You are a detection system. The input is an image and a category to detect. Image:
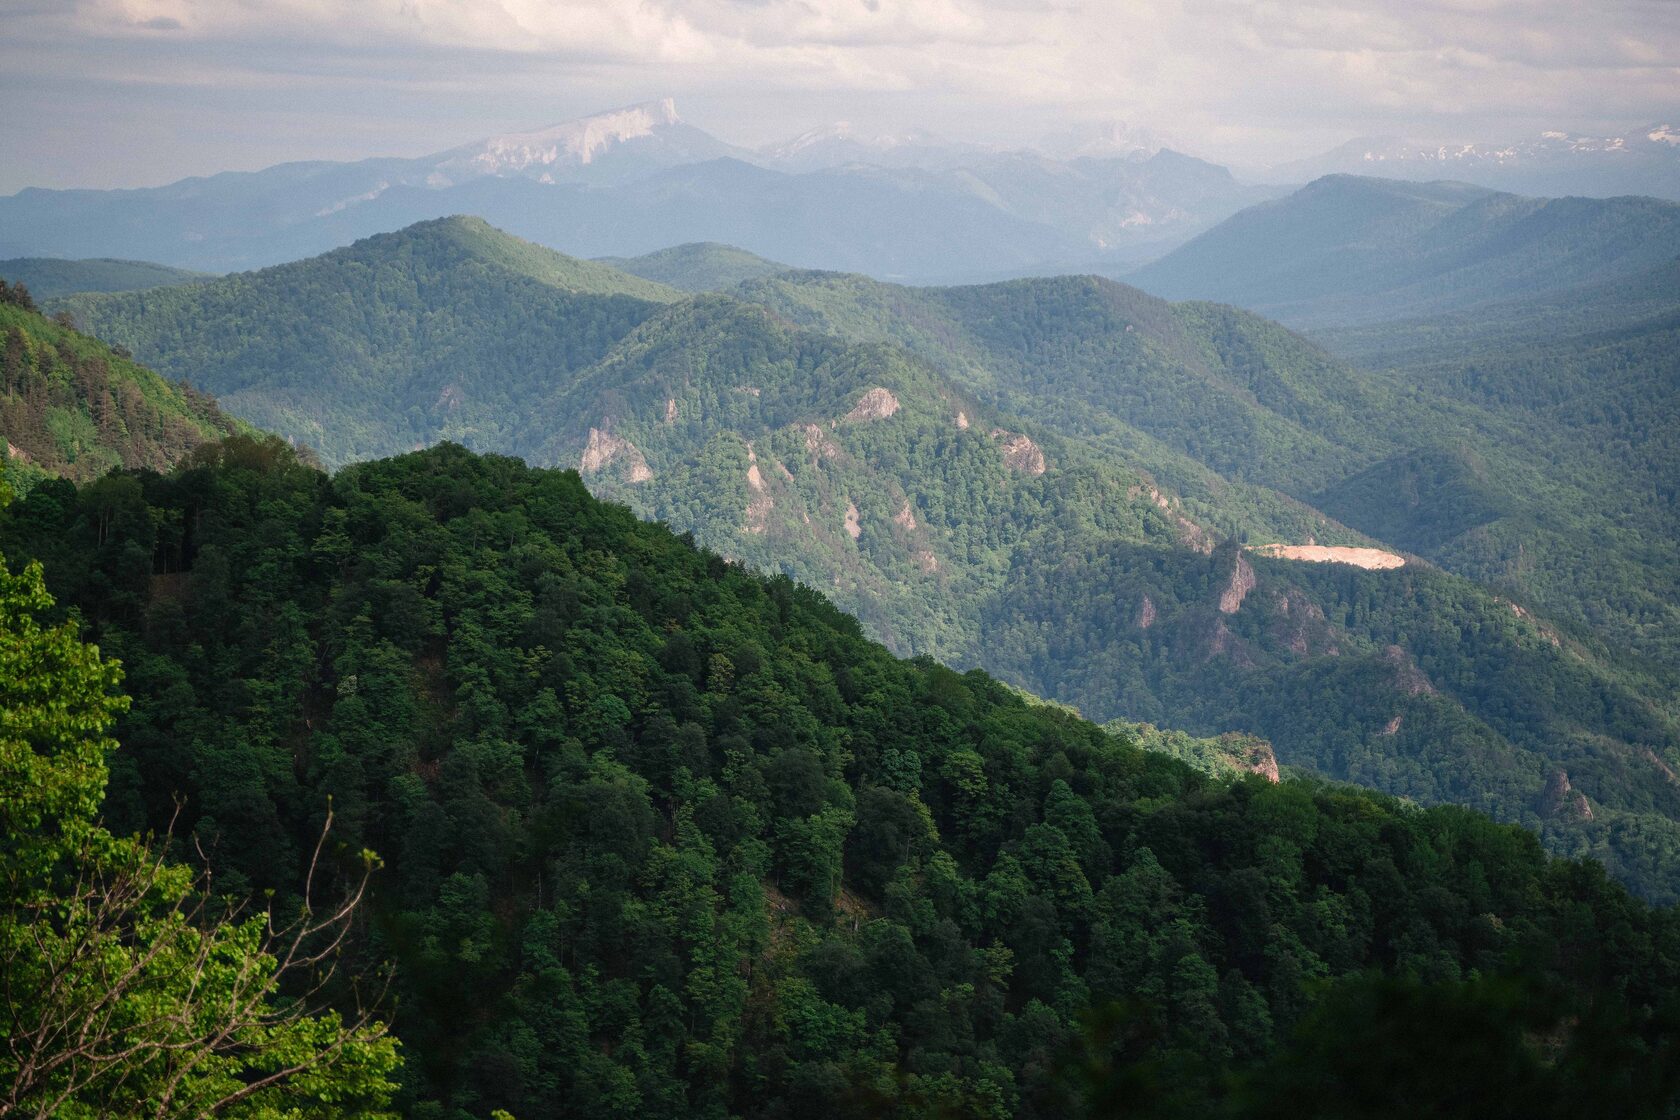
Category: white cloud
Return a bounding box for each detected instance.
[1,0,1675,188]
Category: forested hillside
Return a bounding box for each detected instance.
[5,440,1679,1118]
[57,217,681,465]
[730,266,1680,698]
[56,219,1680,898]
[0,283,244,493]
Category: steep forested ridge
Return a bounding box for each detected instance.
[54,219,1680,899]
[0,289,244,493]
[5,441,1679,1119]
[731,265,1680,684]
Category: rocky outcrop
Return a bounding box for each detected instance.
[579,427,652,483]
[1226,735,1281,782]
[1272,589,1334,656]
[955,410,970,430]
[802,423,840,460]
[1539,769,1594,822]
[744,443,773,534]
[1134,484,1211,553]
[989,428,1046,476]
[1218,554,1256,614]
[844,501,861,541]
[843,387,900,422]
[663,397,677,424]
[893,500,917,530]
[1137,594,1157,630]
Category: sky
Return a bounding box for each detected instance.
[3,0,1677,193]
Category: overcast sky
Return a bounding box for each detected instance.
[3,0,1677,193]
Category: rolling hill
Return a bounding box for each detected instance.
[58,216,680,466]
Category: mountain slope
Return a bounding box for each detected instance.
[3,441,1677,1116]
[1130,175,1680,328]
[0,289,243,491]
[1139,179,1680,680]
[61,217,679,465]
[60,220,1680,897]
[737,214,1674,677]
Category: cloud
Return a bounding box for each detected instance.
[1,0,1675,189]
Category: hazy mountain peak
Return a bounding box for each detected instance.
[1037,119,1173,160]
[756,121,969,171]
[1272,124,1680,199]
[428,97,737,184]
[438,98,678,173]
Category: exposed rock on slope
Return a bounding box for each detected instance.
[1218,554,1257,614]
[989,429,1046,476]
[579,427,653,482]
[844,387,901,422]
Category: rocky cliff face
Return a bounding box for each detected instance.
[1539,769,1594,822]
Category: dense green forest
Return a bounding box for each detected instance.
[731,266,1680,690]
[57,217,681,466]
[6,440,1680,1118]
[0,287,245,494]
[1,507,397,1116]
[522,291,1680,898]
[46,218,1680,899]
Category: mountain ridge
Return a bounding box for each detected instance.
[55,216,1680,899]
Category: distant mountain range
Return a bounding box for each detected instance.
[1131,175,1680,327]
[0,99,1277,279]
[1269,124,1680,201]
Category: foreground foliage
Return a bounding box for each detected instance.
[0,545,399,1118]
[5,440,1677,1118]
